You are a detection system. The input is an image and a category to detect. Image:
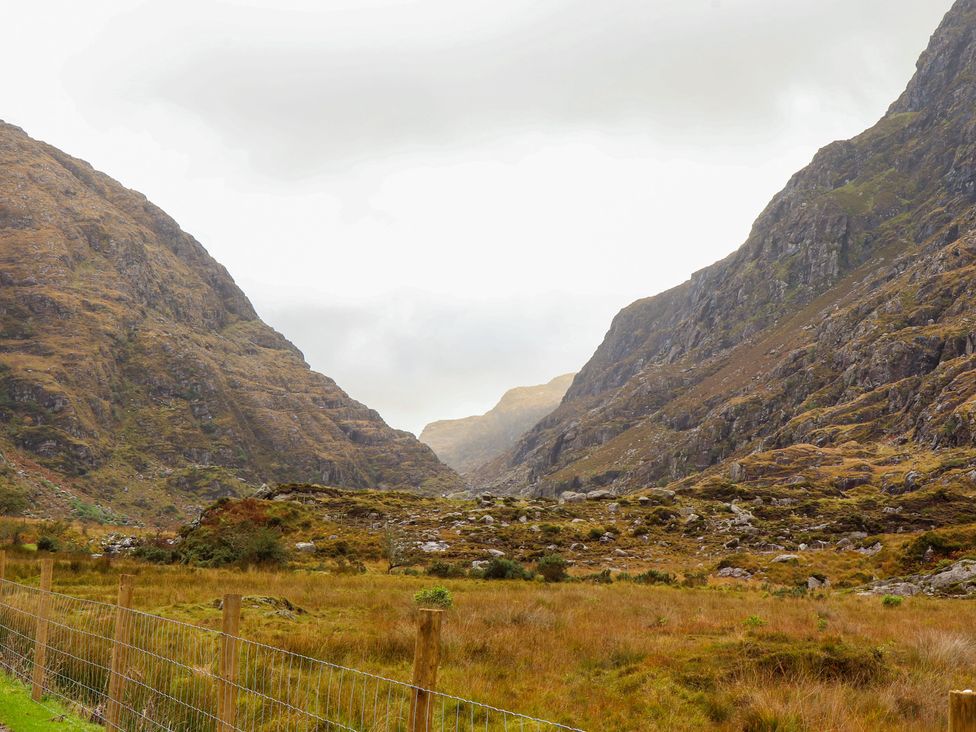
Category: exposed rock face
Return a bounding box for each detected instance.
[476,0,976,498]
[0,122,459,522]
[420,374,574,475]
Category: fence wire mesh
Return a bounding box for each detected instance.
[0,574,584,732]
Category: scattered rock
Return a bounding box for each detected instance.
[856,542,883,557]
[717,567,751,580]
[862,559,976,597]
[771,554,800,564]
[293,541,316,553]
[419,541,450,553]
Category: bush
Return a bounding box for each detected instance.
[37,535,59,553]
[881,594,904,608]
[901,531,963,568]
[426,561,466,578]
[581,569,613,584]
[744,615,766,628]
[414,586,453,609]
[633,569,676,585]
[536,554,569,583]
[0,485,28,516]
[132,545,178,564]
[180,520,289,568]
[481,558,532,580]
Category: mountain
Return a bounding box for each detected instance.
[420,373,574,475]
[0,121,459,524]
[476,0,976,500]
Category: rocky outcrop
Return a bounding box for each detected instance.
[0,122,460,523]
[863,559,976,597]
[475,0,976,498]
[420,374,574,475]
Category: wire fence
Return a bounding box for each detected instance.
[0,559,585,732]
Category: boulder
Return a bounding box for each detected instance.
[807,575,830,590]
[419,541,449,553]
[717,567,752,579]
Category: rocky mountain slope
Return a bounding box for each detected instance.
[420,373,574,475]
[0,122,459,524]
[477,0,976,502]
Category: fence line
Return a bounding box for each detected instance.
[0,552,584,732]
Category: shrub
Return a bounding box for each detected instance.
[37,535,59,553]
[426,561,465,578]
[180,520,289,568]
[882,594,904,608]
[633,569,676,585]
[132,545,178,564]
[0,485,28,516]
[536,554,569,583]
[481,558,532,580]
[682,571,708,588]
[648,507,678,525]
[901,531,963,568]
[581,569,614,584]
[744,615,766,628]
[414,586,453,609]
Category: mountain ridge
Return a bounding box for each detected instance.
[0,120,459,524]
[475,0,976,499]
[420,373,574,475]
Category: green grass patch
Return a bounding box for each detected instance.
[0,672,102,732]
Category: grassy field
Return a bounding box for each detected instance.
[0,672,101,732]
[3,556,976,731]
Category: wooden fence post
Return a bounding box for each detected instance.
[217,594,242,732]
[105,574,135,729]
[0,549,6,582]
[31,558,54,701]
[950,690,976,731]
[408,609,444,732]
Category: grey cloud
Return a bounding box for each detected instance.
[68,0,953,178]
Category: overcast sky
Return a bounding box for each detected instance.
[3,0,954,434]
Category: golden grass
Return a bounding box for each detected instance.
[5,557,976,731]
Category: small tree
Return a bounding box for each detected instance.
[382,526,414,573]
[537,554,569,583]
[0,484,28,516]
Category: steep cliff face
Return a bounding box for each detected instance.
[0,122,459,523]
[420,373,574,475]
[478,0,976,497]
